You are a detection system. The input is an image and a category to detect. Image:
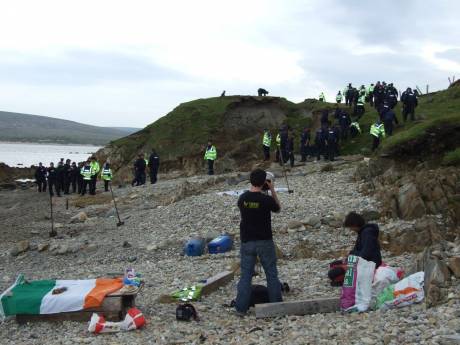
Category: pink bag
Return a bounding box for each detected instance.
[340,255,376,312]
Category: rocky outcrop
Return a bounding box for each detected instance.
[380,217,444,255]
[355,159,460,228]
[410,243,459,307]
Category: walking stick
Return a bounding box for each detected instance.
[109,182,124,226]
[49,194,57,237]
[278,147,294,194]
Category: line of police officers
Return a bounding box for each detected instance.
[34,157,112,197]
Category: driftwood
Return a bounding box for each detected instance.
[255,297,340,318]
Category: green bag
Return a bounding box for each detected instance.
[171,285,203,302]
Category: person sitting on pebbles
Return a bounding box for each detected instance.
[328,212,382,286]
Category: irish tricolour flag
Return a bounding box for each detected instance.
[0,275,123,320]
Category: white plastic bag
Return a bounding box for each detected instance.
[376,272,425,310]
[340,255,376,312]
[372,265,401,296]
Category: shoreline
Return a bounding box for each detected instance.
[0,140,103,147]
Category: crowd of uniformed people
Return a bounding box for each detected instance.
[257,81,419,166]
[34,150,160,195]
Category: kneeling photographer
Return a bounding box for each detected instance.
[235,168,282,315]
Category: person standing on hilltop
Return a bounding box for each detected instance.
[148,149,160,184]
[89,156,100,195]
[318,92,326,102]
[235,168,282,315]
[345,83,353,107]
[47,162,61,197]
[262,129,272,161]
[35,162,47,192]
[336,91,343,104]
[204,141,217,175]
[401,87,418,122]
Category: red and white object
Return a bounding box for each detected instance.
[88,308,146,334]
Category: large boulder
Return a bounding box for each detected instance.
[10,240,30,256]
[380,217,443,255]
[448,257,460,278]
[397,182,427,219]
[412,247,451,307]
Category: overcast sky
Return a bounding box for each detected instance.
[0,0,459,127]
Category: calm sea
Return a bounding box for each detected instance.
[0,142,101,167]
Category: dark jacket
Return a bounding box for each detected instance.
[300,131,310,146]
[134,158,146,172]
[383,109,398,124]
[35,166,47,181]
[47,167,58,181]
[339,113,351,127]
[148,153,160,170]
[401,92,418,108]
[350,223,382,267]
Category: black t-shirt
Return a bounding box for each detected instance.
[238,191,280,242]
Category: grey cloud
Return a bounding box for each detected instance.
[0,50,184,85]
[436,48,460,63]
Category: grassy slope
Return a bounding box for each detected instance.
[109,96,321,166]
[339,86,460,162]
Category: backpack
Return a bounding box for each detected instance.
[176,303,199,321]
[328,259,347,287]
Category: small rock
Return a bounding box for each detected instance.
[70,212,88,223]
[38,243,49,252]
[128,256,137,262]
[302,216,321,227]
[448,257,460,278]
[123,241,132,248]
[56,245,69,255]
[287,220,303,229]
[10,240,29,256]
[85,244,98,253]
[147,244,159,251]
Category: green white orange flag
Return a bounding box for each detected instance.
[0,275,123,320]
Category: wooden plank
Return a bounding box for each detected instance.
[157,270,235,304]
[201,270,234,296]
[255,297,340,318]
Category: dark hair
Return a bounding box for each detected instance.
[343,212,365,228]
[250,169,267,187]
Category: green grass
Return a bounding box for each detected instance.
[339,85,460,157]
[108,96,314,168]
[442,148,460,166]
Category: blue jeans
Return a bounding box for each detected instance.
[235,240,282,313]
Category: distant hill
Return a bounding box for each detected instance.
[0,111,141,145]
